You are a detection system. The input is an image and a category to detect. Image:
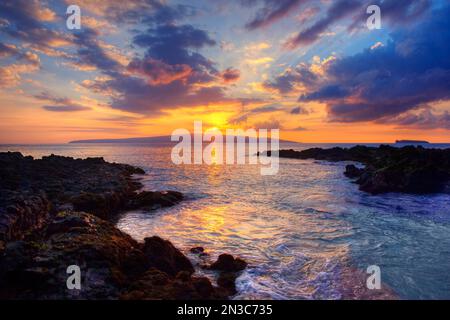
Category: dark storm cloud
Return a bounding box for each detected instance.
[243,0,310,30]
[0,0,244,115]
[299,5,450,124]
[300,85,350,102]
[87,17,244,115]
[71,28,121,73]
[133,24,216,72]
[86,75,232,114]
[263,64,318,94]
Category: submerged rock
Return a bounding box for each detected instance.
[190,246,205,254]
[205,254,248,296]
[127,191,183,210]
[209,254,247,272]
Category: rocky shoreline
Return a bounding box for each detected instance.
[268,145,450,194]
[0,152,246,299]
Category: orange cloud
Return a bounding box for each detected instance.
[0,63,40,88]
[128,58,193,85]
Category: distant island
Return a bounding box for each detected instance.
[395,140,429,144]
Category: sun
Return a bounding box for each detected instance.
[204,111,230,130]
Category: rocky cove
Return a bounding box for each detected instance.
[2,145,450,300]
[0,152,246,299]
[268,145,450,195]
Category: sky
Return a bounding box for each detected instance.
[0,0,449,143]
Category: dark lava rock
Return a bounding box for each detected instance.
[207,254,248,296]
[143,236,194,277]
[0,212,147,299]
[276,146,450,195]
[120,268,226,300]
[0,152,183,238]
[70,191,124,220]
[217,272,238,295]
[0,192,51,242]
[209,254,247,272]
[0,211,226,300]
[344,165,365,179]
[0,152,146,222]
[127,191,183,210]
[0,152,213,300]
[190,246,205,254]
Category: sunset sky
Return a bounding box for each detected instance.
[0,0,449,144]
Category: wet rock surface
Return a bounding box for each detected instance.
[142,236,194,277]
[0,192,51,242]
[273,146,450,195]
[127,190,184,210]
[120,268,227,300]
[190,246,205,254]
[0,152,182,240]
[206,254,248,296]
[0,212,146,299]
[0,152,229,300]
[0,212,231,299]
[209,254,248,272]
[344,165,365,179]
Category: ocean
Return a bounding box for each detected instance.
[2,142,450,299]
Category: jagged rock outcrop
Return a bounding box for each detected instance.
[142,236,194,277]
[209,254,247,272]
[0,152,242,300]
[0,212,230,299]
[0,152,183,239]
[271,146,450,195]
[207,254,248,296]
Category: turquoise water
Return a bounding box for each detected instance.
[2,143,450,299]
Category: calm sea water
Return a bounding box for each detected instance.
[2,142,450,299]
